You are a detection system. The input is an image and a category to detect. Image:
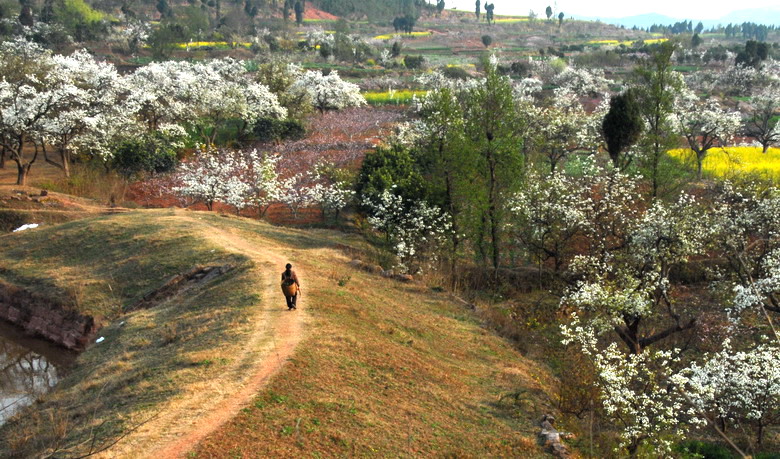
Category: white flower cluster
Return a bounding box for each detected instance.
[363,188,452,273]
[680,340,780,428]
[509,170,589,269]
[174,148,251,212]
[126,58,286,144]
[710,183,780,321]
[561,316,690,453]
[556,176,780,452]
[304,27,334,49]
[290,70,366,113]
[675,89,742,170]
[174,149,352,217]
[551,66,610,97]
[513,77,543,101]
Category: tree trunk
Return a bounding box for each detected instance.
[60,148,71,178]
[651,148,660,198]
[763,143,770,153]
[488,152,499,270]
[17,162,31,186]
[0,147,5,169]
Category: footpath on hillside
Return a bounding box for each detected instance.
[102,213,307,458]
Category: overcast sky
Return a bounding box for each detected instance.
[445,0,779,20]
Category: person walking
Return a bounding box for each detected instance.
[281,263,301,310]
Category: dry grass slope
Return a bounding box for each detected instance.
[0,209,552,457]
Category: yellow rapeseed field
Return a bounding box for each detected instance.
[587,38,668,46]
[175,41,253,49]
[362,89,428,105]
[493,17,529,23]
[373,31,432,40]
[669,146,780,181]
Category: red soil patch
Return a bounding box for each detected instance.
[126,107,406,226]
[304,5,339,20]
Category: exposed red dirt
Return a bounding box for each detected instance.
[126,107,405,226]
[304,5,339,20]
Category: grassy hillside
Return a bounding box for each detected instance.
[0,209,552,456]
[195,219,553,456]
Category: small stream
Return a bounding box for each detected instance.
[0,320,77,425]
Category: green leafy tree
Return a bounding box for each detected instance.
[633,42,686,198]
[463,59,525,269]
[545,5,552,20]
[414,86,467,273]
[18,3,33,26]
[356,145,426,206]
[602,88,643,171]
[481,34,492,48]
[736,40,770,68]
[474,0,479,19]
[157,0,172,17]
[148,22,188,59]
[558,11,564,26]
[484,3,493,25]
[294,0,303,24]
[391,41,402,57]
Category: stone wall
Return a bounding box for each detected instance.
[0,280,95,350]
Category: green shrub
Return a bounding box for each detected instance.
[403,55,425,69]
[356,145,426,208]
[253,118,306,142]
[112,137,177,178]
[674,440,735,459]
[440,66,471,80]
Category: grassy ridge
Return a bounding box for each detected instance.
[194,222,550,456]
[0,210,258,456]
[0,210,550,456]
[0,210,246,319]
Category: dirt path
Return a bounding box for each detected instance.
[102,214,307,458]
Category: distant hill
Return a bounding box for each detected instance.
[313,0,427,21]
[580,8,780,29]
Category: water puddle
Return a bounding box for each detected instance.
[0,320,77,425]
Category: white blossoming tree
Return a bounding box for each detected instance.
[40,50,124,177]
[189,59,286,144]
[362,189,452,273]
[174,149,250,212]
[242,150,282,217]
[290,70,366,114]
[744,87,780,153]
[711,183,780,322]
[675,89,742,179]
[308,177,355,221]
[509,170,588,272]
[552,66,610,97]
[531,89,599,172]
[679,340,780,446]
[565,192,708,354]
[0,39,74,185]
[125,60,196,133]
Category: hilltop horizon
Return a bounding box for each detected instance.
[444,0,780,26]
